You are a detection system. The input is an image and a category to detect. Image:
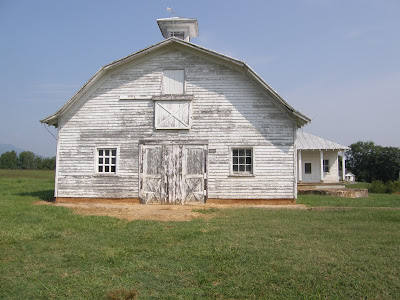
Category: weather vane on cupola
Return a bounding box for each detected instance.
[167,6,175,16]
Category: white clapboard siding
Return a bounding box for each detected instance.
[162,69,184,94]
[56,48,297,200]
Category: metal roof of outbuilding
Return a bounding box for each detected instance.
[296,132,350,150]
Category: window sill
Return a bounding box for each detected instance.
[94,173,119,177]
[155,127,191,130]
[229,174,255,177]
[152,94,194,101]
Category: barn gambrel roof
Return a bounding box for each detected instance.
[40,37,311,127]
[296,132,350,150]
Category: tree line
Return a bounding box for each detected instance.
[0,151,55,170]
[346,141,400,182]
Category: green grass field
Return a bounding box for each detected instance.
[1,170,400,299]
[345,182,371,190]
[297,193,400,207]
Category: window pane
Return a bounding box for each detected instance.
[97,148,117,173]
[232,148,253,174]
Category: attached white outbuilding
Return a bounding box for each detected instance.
[296,132,350,184]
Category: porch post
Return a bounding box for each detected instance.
[320,150,324,182]
[342,151,346,183]
[298,150,302,183]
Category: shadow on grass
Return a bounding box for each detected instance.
[17,190,55,202]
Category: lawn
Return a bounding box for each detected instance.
[1,170,400,299]
[345,182,371,190]
[297,193,400,207]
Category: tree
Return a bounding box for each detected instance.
[346,141,400,182]
[0,151,18,169]
[41,157,56,170]
[18,151,37,169]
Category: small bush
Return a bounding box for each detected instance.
[369,180,387,193]
[369,180,400,194]
[386,181,400,194]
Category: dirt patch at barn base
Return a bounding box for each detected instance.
[35,201,307,222]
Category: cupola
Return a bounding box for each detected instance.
[157,17,199,42]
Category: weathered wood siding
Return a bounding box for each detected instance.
[56,47,296,199]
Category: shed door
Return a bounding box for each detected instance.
[140,145,163,203]
[140,144,207,204]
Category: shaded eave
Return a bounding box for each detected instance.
[40,37,310,127]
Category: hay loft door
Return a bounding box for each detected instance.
[140,144,207,204]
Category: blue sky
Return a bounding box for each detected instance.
[1,0,399,157]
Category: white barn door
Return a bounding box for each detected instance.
[139,145,163,203]
[183,146,207,202]
[155,101,191,129]
[140,144,207,204]
[163,70,184,94]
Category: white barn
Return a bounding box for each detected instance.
[41,17,311,204]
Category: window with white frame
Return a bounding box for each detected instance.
[163,69,184,94]
[323,159,330,173]
[97,148,117,174]
[232,148,253,174]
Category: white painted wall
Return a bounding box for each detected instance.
[56,47,297,199]
[298,150,339,183]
